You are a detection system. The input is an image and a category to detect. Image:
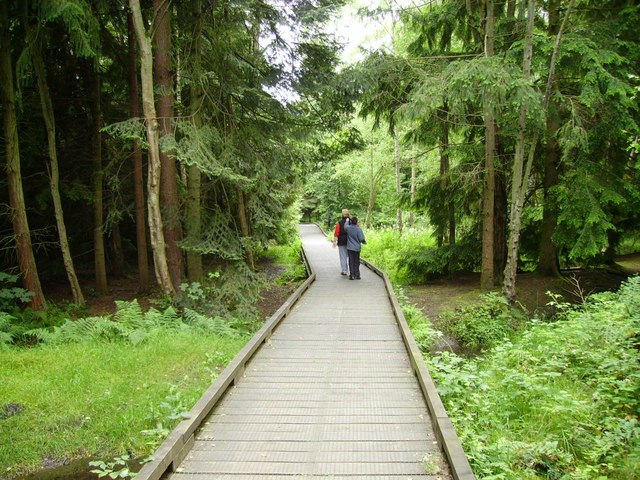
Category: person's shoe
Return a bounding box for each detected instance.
[341,272,347,276]
[356,276,361,280]
[349,276,354,280]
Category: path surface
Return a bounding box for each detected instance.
[169,224,452,479]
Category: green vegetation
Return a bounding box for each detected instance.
[0,238,304,478]
[405,277,640,479]
[0,331,247,477]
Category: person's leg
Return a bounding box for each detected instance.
[354,251,361,279]
[339,245,349,274]
[348,250,356,279]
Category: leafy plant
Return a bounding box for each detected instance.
[425,277,640,479]
[89,455,135,479]
[0,272,34,312]
[439,292,526,351]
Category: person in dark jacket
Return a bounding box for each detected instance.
[332,209,351,276]
[344,216,366,280]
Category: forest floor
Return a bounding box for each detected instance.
[44,254,640,329]
[43,257,298,321]
[406,253,640,352]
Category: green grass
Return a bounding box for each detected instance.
[0,332,247,478]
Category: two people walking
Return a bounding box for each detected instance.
[332,209,366,280]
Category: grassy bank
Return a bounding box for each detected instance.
[0,331,247,477]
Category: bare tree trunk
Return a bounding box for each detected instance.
[110,223,125,278]
[0,2,46,310]
[365,145,382,228]
[440,106,455,245]
[186,0,204,282]
[127,11,149,290]
[409,156,416,227]
[29,29,85,305]
[153,0,183,290]
[480,0,496,290]
[493,138,508,284]
[503,0,535,302]
[394,128,403,233]
[89,64,108,294]
[129,0,175,296]
[537,0,574,277]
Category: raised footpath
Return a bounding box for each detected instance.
[136,223,474,480]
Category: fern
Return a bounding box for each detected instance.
[22,327,55,344]
[183,309,238,338]
[114,300,145,329]
[159,307,180,325]
[127,329,150,346]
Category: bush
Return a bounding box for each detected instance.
[0,272,33,312]
[439,292,527,351]
[401,303,442,352]
[426,276,640,479]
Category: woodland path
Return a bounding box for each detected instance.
[151,224,466,480]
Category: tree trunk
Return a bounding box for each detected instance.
[538,108,561,276]
[394,128,403,233]
[153,0,183,290]
[0,3,46,310]
[439,106,455,246]
[89,64,108,294]
[185,0,204,282]
[503,0,535,302]
[493,141,507,283]
[537,0,575,277]
[110,222,125,278]
[409,157,416,227]
[129,0,175,296]
[365,145,381,228]
[237,189,255,271]
[480,0,496,290]
[127,11,149,291]
[29,29,85,305]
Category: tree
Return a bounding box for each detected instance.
[153,0,183,290]
[184,0,204,283]
[0,1,46,310]
[21,3,86,304]
[127,11,149,290]
[129,0,175,296]
[480,0,496,290]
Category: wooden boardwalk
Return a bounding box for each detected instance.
[139,224,473,480]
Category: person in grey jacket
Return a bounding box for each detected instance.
[344,216,366,280]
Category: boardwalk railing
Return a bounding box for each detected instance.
[361,258,475,480]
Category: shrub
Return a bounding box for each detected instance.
[439,292,527,351]
[427,277,640,479]
[0,272,33,312]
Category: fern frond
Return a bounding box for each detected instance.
[23,327,56,344]
[183,309,238,338]
[127,329,150,345]
[114,300,145,328]
[160,307,180,325]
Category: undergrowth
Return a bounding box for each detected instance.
[422,276,640,479]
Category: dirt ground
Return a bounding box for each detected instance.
[43,258,298,321]
[405,256,639,324]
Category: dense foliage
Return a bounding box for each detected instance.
[412,277,640,479]
[304,0,640,293]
